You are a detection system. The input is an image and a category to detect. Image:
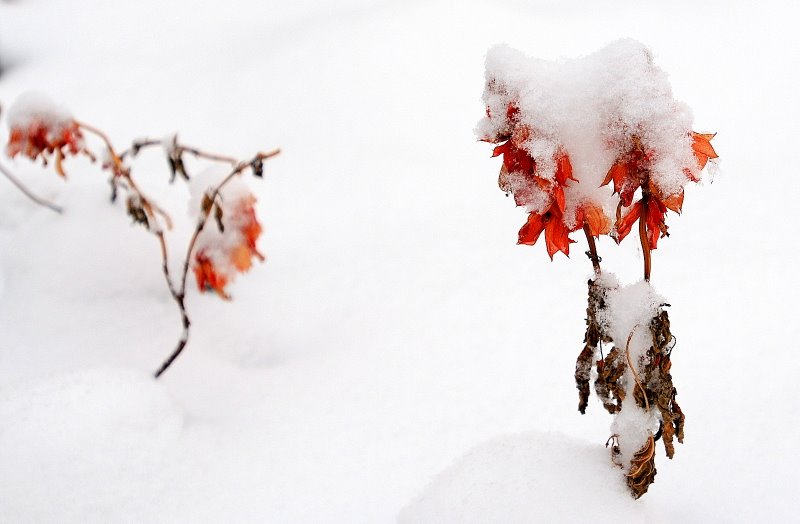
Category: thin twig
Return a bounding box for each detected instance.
[77,122,174,230]
[119,139,161,160]
[153,231,191,379]
[0,160,63,213]
[74,121,121,167]
[179,145,238,165]
[121,137,239,165]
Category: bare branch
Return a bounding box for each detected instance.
[0,160,63,214]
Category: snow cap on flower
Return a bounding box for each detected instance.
[478,39,717,256]
[5,92,85,174]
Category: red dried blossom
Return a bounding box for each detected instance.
[192,191,264,298]
[605,133,717,249]
[7,116,85,177]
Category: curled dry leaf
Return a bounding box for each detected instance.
[626,433,657,499]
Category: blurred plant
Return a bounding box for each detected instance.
[1,93,279,378]
[480,54,717,497]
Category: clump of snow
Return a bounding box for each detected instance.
[597,272,665,364]
[6,91,74,130]
[611,396,660,469]
[477,39,699,223]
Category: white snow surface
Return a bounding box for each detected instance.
[0,0,799,522]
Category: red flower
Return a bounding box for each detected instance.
[7,118,85,177]
[605,132,717,249]
[192,191,264,298]
[193,253,230,299]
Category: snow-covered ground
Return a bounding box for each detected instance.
[0,0,798,521]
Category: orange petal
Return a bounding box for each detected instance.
[518,212,545,246]
[544,217,574,259]
[556,153,577,185]
[663,190,684,214]
[492,142,510,158]
[691,132,718,159]
[691,132,718,170]
[602,161,627,193]
[614,201,642,243]
[230,244,253,272]
[554,185,566,213]
[193,255,230,300]
[581,203,611,236]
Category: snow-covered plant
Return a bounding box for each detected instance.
[477,40,718,498]
[1,92,280,378]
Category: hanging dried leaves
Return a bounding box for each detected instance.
[577,296,685,497]
[638,310,685,459]
[576,279,612,414]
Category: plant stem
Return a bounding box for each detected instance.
[121,137,239,165]
[0,160,63,213]
[583,221,601,276]
[153,231,191,379]
[638,196,651,282]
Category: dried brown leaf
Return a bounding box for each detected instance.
[627,433,657,498]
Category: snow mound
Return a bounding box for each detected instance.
[399,431,657,524]
[0,368,183,522]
